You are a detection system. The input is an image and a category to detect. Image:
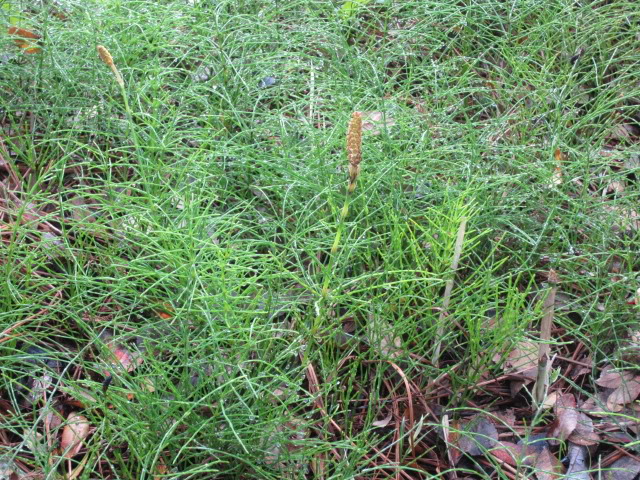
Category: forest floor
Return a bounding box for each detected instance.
[1,0,640,478]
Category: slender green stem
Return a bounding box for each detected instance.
[322,190,352,298]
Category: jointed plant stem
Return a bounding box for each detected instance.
[315,112,362,332]
[534,269,559,407]
[432,216,468,367]
[320,112,362,300]
[322,194,352,298]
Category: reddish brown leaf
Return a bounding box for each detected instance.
[100,331,143,373]
[541,391,559,410]
[7,26,39,39]
[596,365,634,389]
[571,356,592,379]
[495,409,516,425]
[549,393,578,442]
[550,148,563,186]
[604,456,640,480]
[7,26,41,54]
[155,457,169,480]
[112,345,142,372]
[581,392,612,417]
[505,340,538,395]
[442,416,462,466]
[535,447,564,480]
[44,410,63,434]
[607,376,640,412]
[489,441,522,466]
[568,413,599,447]
[372,412,392,428]
[154,302,174,320]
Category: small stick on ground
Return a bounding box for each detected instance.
[432,217,468,367]
[441,414,459,480]
[533,269,559,407]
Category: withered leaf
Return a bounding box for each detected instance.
[596,365,634,389]
[566,443,591,480]
[368,317,402,358]
[7,26,41,54]
[505,340,538,395]
[550,148,564,186]
[489,441,522,466]
[505,340,538,374]
[23,428,46,456]
[535,446,564,480]
[361,111,396,135]
[264,418,308,465]
[456,415,498,457]
[580,392,611,417]
[100,331,143,373]
[606,376,640,412]
[604,456,640,480]
[494,408,516,425]
[541,391,559,410]
[568,413,599,447]
[44,409,63,433]
[61,413,90,458]
[372,412,392,428]
[443,416,462,466]
[549,393,578,442]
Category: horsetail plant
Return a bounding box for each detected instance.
[97,45,133,117]
[321,112,363,298]
[96,44,146,182]
[97,45,124,88]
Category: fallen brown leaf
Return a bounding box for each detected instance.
[603,205,640,233]
[549,393,578,442]
[541,391,559,410]
[61,413,90,458]
[580,392,612,417]
[566,443,592,480]
[494,408,516,425]
[100,331,143,373]
[23,428,46,456]
[367,316,402,358]
[361,111,396,135]
[505,339,538,394]
[264,418,308,465]
[606,376,640,412]
[604,456,640,480]
[550,148,563,186]
[372,412,392,428]
[535,446,564,480]
[596,365,634,389]
[442,415,462,466]
[456,415,498,457]
[7,26,41,54]
[488,441,522,466]
[505,340,538,374]
[568,413,600,447]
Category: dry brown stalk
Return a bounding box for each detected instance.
[432,217,468,366]
[534,269,559,406]
[97,45,124,88]
[346,111,362,193]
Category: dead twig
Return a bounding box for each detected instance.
[303,357,415,480]
[432,217,468,366]
[533,269,559,406]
